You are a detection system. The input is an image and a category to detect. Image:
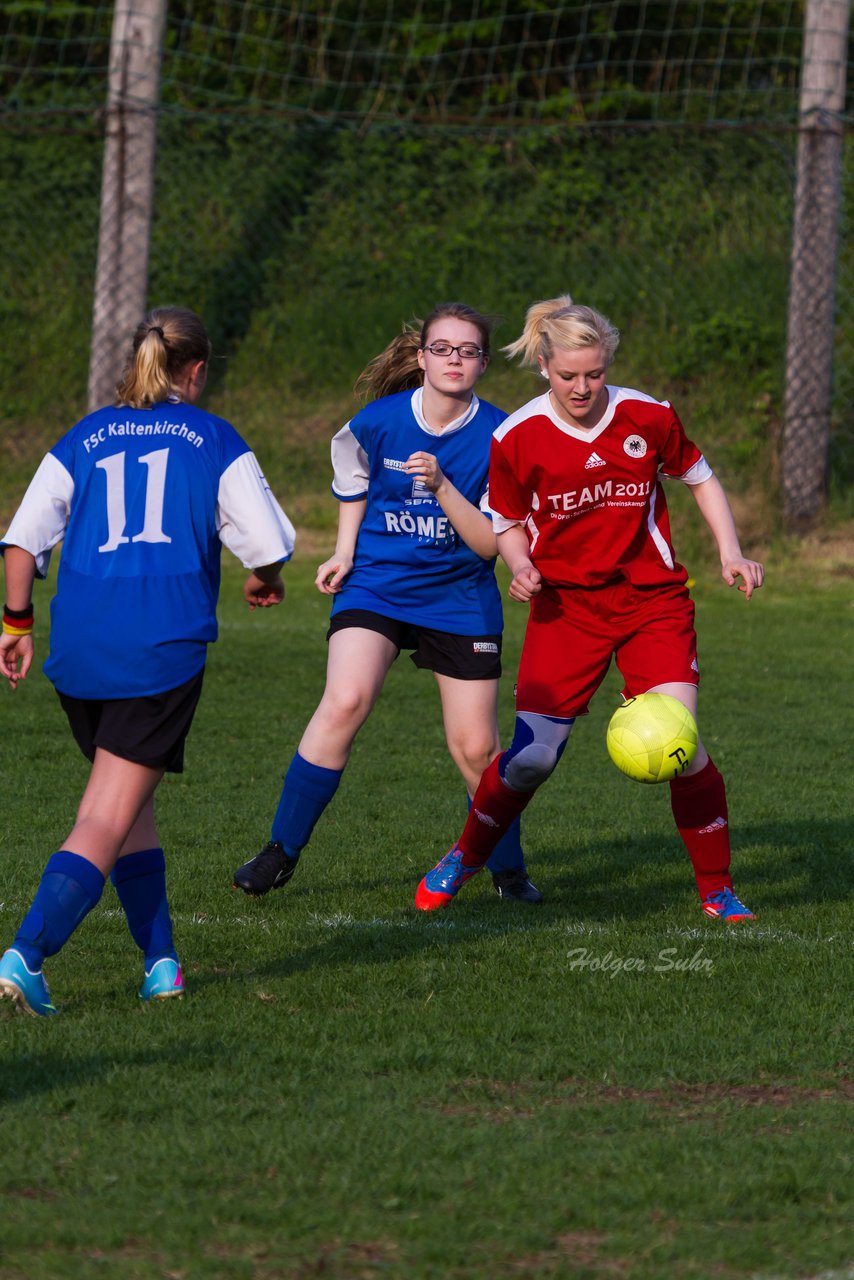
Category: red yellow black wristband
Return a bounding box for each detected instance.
[2,603,34,636]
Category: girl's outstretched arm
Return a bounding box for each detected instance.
[689,475,765,599]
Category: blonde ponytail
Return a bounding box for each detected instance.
[502,295,575,365]
[115,307,212,409]
[502,296,620,367]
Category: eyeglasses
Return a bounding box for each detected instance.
[422,342,485,360]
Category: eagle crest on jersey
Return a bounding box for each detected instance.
[490,385,712,586]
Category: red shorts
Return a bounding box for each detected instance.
[515,580,698,718]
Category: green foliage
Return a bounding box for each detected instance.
[0,119,799,530]
[0,124,101,488]
[4,36,852,534]
[221,124,791,375]
[1,2,812,124]
[667,307,782,380]
[0,2,110,110]
[148,118,331,370]
[175,126,788,521]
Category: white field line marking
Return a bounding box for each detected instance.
[0,903,848,948]
[667,924,848,946]
[562,919,848,947]
[752,1268,854,1280]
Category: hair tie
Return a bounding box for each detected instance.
[150,325,164,339]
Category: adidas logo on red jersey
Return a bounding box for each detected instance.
[584,451,606,470]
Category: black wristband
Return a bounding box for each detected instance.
[3,602,33,620]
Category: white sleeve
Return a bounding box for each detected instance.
[1,453,74,578]
[216,451,296,569]
[668,455,714,486]
[482,485,520,535]
[330,423,369,499]
[491,511,523,535]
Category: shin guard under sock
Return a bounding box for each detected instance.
[111,846,177,966]
[458,757,535,868]
[271,751,343,856]
[670,757,733,899]
[13,851,106,970]
[466,792,525,875]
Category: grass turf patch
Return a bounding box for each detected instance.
[0,557,850,1279]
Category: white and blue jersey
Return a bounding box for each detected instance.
[330,387,504,635]
[1,399,295,699]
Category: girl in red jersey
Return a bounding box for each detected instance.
[415,295,764,921]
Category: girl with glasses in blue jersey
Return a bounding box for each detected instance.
[232,302,541,905]
[0,307,295,1016]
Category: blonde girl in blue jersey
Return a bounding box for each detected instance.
[233,302,541,904]
[0,307,295,1016]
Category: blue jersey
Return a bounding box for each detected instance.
[2,400,295,699]
[329,388,504,635]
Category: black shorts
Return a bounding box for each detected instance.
[57,670,205,773]
[327,609,502,681]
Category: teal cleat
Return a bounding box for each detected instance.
[139,957,185,1001]
[0,948,58,1017]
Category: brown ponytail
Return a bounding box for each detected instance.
[354,301,494,402]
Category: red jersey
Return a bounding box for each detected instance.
[489,386,712,589]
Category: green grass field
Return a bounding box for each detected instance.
[0,556,851,1280]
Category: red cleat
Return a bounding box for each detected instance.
[701,887,756,923]
[415,845,482,911]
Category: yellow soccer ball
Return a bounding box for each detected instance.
[606,693,698,784]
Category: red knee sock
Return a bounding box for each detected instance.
[458,757,535,868]
[669,757,733,900]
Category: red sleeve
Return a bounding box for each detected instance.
[658,405,703,478]
[489,432,532,522]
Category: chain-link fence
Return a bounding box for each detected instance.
[1,1,852,528]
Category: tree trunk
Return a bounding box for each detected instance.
[88,0,167,412]
[782,0,850,531]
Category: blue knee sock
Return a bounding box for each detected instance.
[487,815,526,875]
[110,847,177,967]
[465,795,526,875]
[271,752,343,857]
[13,851,106,970]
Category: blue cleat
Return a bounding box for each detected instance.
[701,887,755,923]
[0,948,58,1017]
[139,957,185,1001]
[415,845,483,911]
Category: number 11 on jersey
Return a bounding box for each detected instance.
[96,448,173,553]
